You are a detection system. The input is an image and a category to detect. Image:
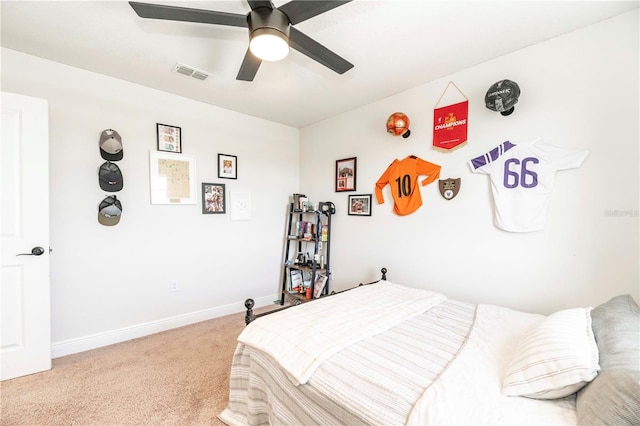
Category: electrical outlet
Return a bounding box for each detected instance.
[170,281,179,292]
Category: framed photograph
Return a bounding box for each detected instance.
[157,123,182,153]
[201,182,226,214]
[149,151,196,204]
[218,154,237,179]
[313,273,328,299]
[348,194,372,216]
[335,157,357,192]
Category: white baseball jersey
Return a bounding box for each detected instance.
[469,138,589,232]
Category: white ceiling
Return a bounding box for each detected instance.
[1,1,638,128]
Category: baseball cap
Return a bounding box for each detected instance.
[99,129,123,161]
[98,161,124,192]
[98,195,122,226]
[485,79,521,116]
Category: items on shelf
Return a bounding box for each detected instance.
[280,195,334,305]
[313,274,328,299]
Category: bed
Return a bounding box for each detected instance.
[219,268,640,426]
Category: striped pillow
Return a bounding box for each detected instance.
[502,307,600,399]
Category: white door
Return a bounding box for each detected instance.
[1,91,51,380]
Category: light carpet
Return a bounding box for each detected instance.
[1,304,280,425]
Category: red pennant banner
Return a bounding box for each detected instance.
[433,100,468,150]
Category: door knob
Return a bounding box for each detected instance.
[17,246,45,256]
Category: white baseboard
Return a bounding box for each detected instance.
[51,294,277,358]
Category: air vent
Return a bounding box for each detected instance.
[191,71,208,81]
[173,63,210,81]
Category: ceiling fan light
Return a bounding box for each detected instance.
[249,28,289,61]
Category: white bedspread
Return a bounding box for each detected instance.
[221,298,580,426]
[237,280,446,385]
[407,304,578,425]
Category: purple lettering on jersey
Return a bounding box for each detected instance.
[504,158,520,188]
[521,157,539,188]
[503,156,540,189]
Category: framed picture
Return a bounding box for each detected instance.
[157,123,182,153]
[335,157,357,192]
[218,154,237,179]
[313,273,328,299]
[348,194,372,216]
[149,151,196,204]
[201,182,226,214]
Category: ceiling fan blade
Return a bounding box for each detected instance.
[289,27,353,74]
[247,1,274,11]
[129,2,248,28]
[236,49,262,81]
[278,0,352,25]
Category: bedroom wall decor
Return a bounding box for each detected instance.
[485,79,521,116]
[98,161,123,192]
[201,182,225,214]
[468,138,589,232]
[97,129,124,226]
[348,194,372,216]
[433,81,468,151]
[149,151,196,205]
[386,112,410,138]
[99,129,123,161]
[335,157,357,192]
[97,195,123,226]
[375,155,441,216]
[438,178,460,200]
[218,153,237,179]
[156,123,182,153]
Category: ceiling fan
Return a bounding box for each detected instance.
[129,1,354,81]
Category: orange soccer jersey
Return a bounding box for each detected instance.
[375,155,441,216]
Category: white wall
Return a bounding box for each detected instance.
[300,11,639,314]
[1,10,637,357]
[2,48,298,356]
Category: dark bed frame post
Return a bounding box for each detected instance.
[359,267,387,286]
[245,299,255,325]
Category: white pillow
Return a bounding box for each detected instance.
[502,307,600,399]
